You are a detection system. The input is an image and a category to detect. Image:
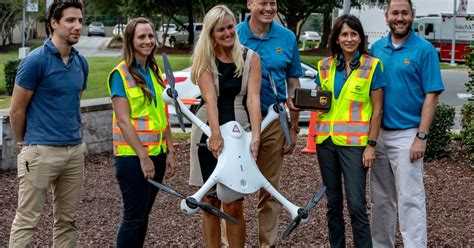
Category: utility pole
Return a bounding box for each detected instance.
[343,0,351,15]
[19,0,30,59]
[450,0,457,66]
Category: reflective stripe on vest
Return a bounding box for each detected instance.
[107,61,168,156]
[315,54,379,146]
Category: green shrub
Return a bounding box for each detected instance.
[461,101,474,164]
[4,59,21,95]
[426,103,455,160]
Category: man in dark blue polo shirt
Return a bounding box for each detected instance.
[237,0,302,246]
[370,0,444,247]
[9,1,88,246]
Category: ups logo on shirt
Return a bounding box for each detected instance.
[276,47,282,54]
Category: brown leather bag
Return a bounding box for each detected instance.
[294,88,332,111]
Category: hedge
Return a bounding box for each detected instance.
[426,103,455,160]
[4,59,21,95]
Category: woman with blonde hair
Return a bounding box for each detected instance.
[107,17,176,247]
[189,4,262,247]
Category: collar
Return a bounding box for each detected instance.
[338,50,361,61]
[134,59,150,73]
[44,38,79,55]
[242,15,279,40]
[383,28,416,49]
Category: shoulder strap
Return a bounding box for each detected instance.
[241,46,253,96]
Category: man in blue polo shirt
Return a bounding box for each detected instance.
[9,1,88,246]
[370,0,444,247]
[237,0,302,246]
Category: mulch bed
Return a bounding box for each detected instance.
[0,138,472,246]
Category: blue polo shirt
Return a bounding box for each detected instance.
[237,16,303,112]
[314,52,386,99]
[371,31,444,129]
[15,38,88,145]
[109,60,157,102]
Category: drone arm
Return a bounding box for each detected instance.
[263,182,300,220]
[189,177,218,203]
[261,104,279,131]
[162,87,211,137]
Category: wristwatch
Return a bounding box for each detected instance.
[290,124,300,134]
[367,139,377,147]
[416,131,428,140]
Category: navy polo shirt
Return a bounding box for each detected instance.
[314,51,386,99]
[15,38,88,145]
[371,31,444,129]
[237,15,303,112]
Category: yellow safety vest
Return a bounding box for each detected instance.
[315,54,380,146]
[107,61,168,156]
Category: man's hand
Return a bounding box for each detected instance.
[286,96,300,112]
[410,137,427,163]
[283,127,297,154]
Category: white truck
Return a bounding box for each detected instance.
[414,13,474,62]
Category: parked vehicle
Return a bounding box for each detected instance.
[159,23,177,33]
[166,62,318,123]
[168,23,203,47]
[88,22,105,37]
[299,31,320,42]
[414,13,473,62]
[112,24,126,36]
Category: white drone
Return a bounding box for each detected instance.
[148,53,326,240]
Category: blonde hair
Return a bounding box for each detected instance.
[191,5,244,84]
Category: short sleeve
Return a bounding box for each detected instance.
[420,46,444,93]
[286,37,303,79]
[109,70,127,98]
[15,55,42,90]
[314,73,321,87]
[370,61,386,91]
[81,56,89,91]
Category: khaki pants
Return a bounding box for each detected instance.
[9,143,86,248]
[256,120,285,247]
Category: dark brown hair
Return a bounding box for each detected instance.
[387,0,413,10]
[46,0,83,36]
[329,14,367,56]
[122,17,164,103]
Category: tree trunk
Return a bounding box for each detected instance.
[186,0,194,46]
[319,9,332,50]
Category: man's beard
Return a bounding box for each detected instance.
[389,21,412,39]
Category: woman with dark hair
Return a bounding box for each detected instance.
[107,17,176,247]
[314,14,385,248]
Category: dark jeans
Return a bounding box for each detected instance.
[316,138,372,248]
[114,154,167,248]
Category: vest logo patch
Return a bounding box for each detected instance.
[232,125,240,133]
[320,96,328,105]
[355,85,362,92]
[404,59,410,65]
[276,47,282,54]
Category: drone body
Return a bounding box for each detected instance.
[152,53,326,239]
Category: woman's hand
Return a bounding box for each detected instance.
[362,146,375,168]
[251,137,260,160]
[139,156,155,179]
[165,151,176,179]
[209,131,223,158]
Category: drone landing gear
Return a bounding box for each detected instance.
[148,179,237,223]
[281,185,327,239]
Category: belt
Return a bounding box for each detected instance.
[381,124,404,131]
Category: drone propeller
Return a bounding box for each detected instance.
[162,53,186,132]
[267,71,292,146]
[147,179,237,224]
[281,185,327,240]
